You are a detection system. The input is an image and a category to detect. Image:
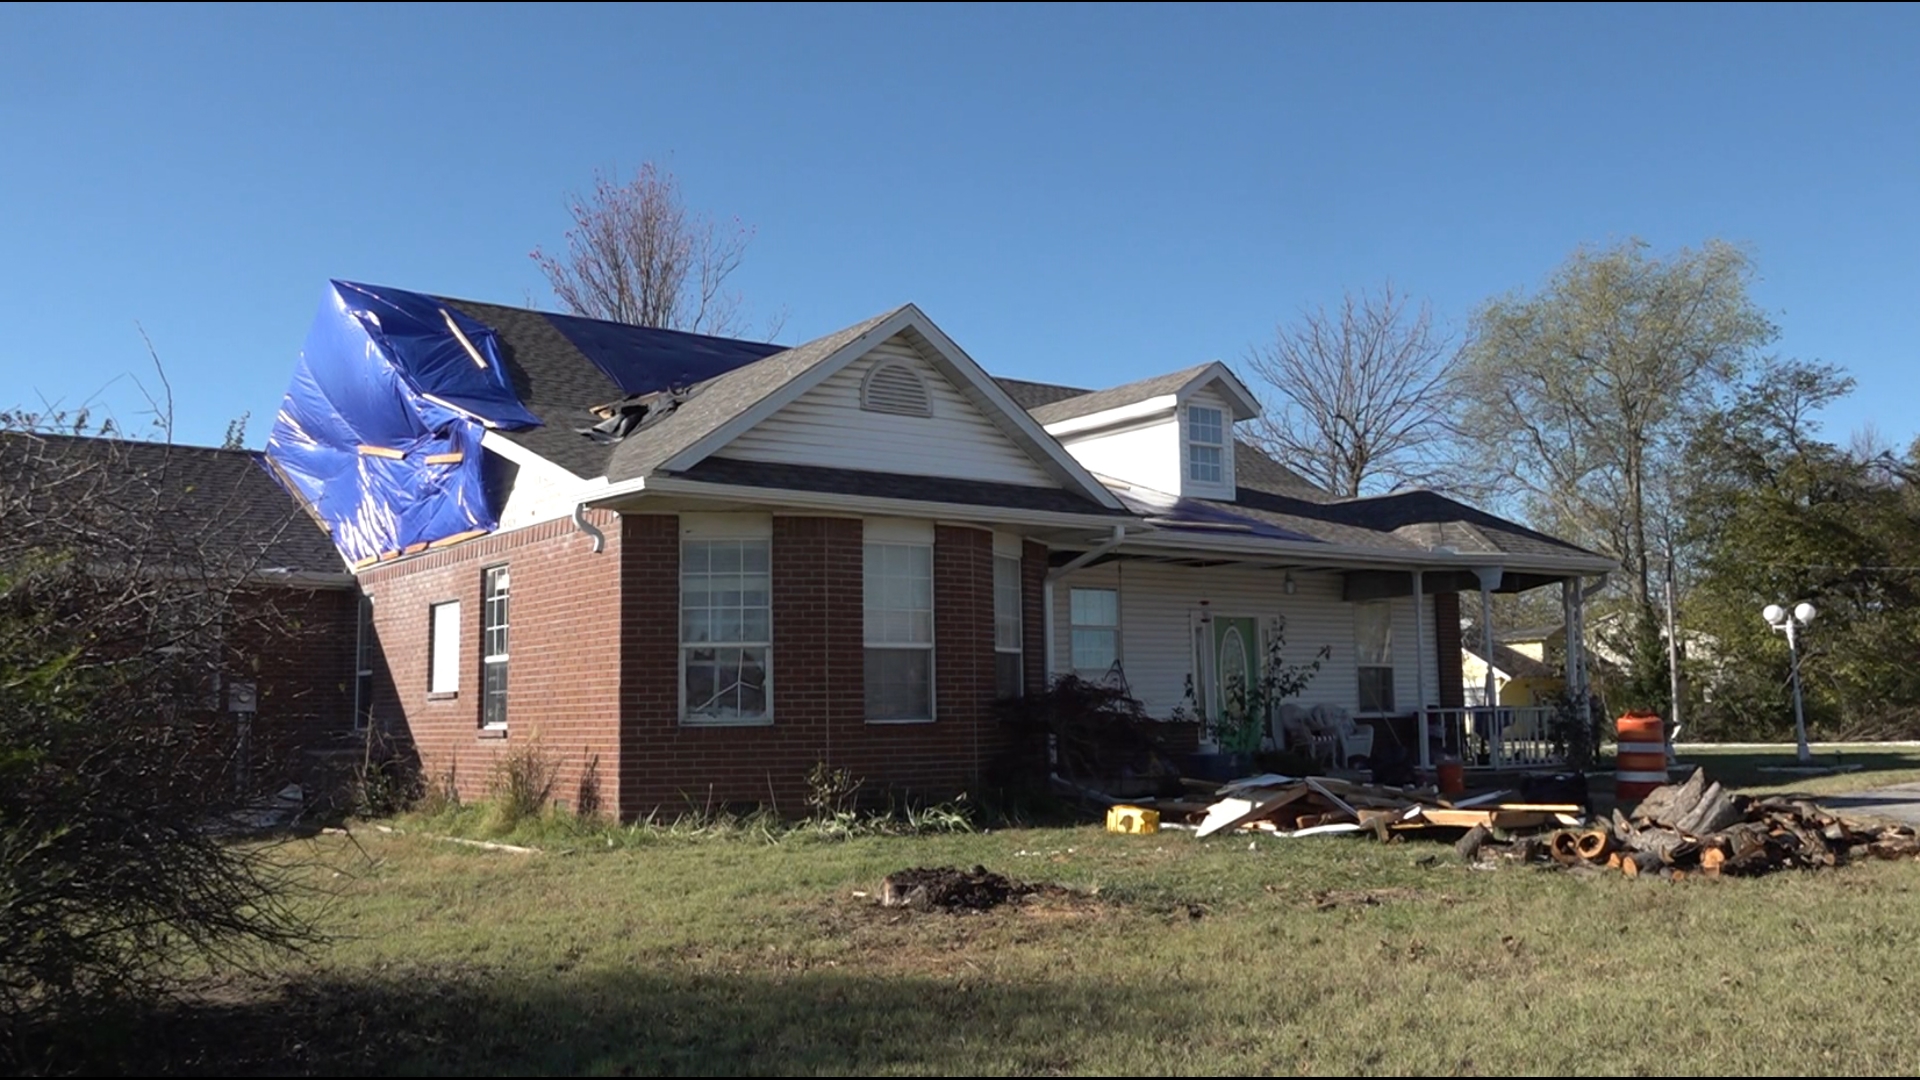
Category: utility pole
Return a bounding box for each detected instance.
[1664,553,1682,761]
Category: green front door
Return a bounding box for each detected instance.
[1212,616,1260,725]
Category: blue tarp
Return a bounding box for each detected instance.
[544,310,783,396]
[266,281,541,567]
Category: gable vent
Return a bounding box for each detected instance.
[859,361,934,417]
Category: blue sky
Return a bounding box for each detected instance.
[1,3,1915,451]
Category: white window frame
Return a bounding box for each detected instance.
[864,537,935,723]
[679,526,774,727]
[1186,404,1226,486]
[994,553,1023,699]
[1069,586,1121,678]
[1354,599,1395,714]
[428,600,461,696]
[481,566,509,730]
[353,593,375,730]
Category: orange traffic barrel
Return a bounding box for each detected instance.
[1615,711,1669,803]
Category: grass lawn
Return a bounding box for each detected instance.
[58,771,1920,1077]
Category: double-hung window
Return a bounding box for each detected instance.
[482,566,509,729]
[1187,405,1226,485]
[1354,600,1394,713]
[1070,587,1120,677]
[681,532,772,724]
[994,553,1023,699]
[865,538,934,721]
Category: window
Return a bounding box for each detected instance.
[1070,587,1120,676]
[994,554,1023,698]
[482,567,510,728]
[860,360,933,417]
[354,594,375,730]
[1187,405,1225,485]
[1355,600,1394,713]
[428,600,461,695]
[864,541,934,721]
[681,539,772,724]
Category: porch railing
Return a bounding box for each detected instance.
[1417,706,1564,770]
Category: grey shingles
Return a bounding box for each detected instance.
[676,458,1126,515]
[2,433,345,576]
[993,376,1091,411]
[1026,363,1216,425]
[606,308,906,482]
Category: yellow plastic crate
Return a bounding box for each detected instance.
[1105,804,1160,835]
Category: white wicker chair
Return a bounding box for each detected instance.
[1310,704,1375,768]
[1276,703,1338,768]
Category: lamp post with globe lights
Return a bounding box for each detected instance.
[1762,602,1817,764]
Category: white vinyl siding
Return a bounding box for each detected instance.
[428,600,461,695]
[716,333,1056,487]
[1050,563,1435,718]
[1056,419,1181,496]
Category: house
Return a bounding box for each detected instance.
[266,281,1614,818]
[0,431,361,784]
[1461,625,1565,707]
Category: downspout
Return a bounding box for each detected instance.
[572,501,607,554]
[1043,525,1126,678]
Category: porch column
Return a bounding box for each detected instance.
[1476,566,1503,767]
[1568,577,1590,733]
[1412,568,1430,769]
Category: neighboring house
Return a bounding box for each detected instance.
[265,281,1615,818]
[1461,628,1564,707]
[0,432,360,782]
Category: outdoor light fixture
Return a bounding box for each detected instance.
[1283,572,1297,595]
[1762,601,1818,763]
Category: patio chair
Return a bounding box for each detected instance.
[1309,704,1375,768]
[1274,704,1338,768]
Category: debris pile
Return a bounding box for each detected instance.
[1175,774,1585,840]
[880,865,1036,912]
[1561,768,1920,878]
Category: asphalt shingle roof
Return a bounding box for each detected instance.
[1025,363,1216,425]
[2,433,345,578]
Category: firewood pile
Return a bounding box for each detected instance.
[1526,768,1920,879]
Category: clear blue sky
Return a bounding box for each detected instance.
[2,3,1915,451]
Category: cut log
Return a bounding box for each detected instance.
[1633,768,1706,826]
[1606,851,1623,870]
[1549,829,1582,866]
[1700,847,1727,878]
[1620,850,1663,878]
[1455,824,1492,862]
[1632,827,1696,865]
[1674,781,1743,837]
[1574,827,1615,864]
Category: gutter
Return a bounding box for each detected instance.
[572,500,607,554]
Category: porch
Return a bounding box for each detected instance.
[1043,536,1605,775]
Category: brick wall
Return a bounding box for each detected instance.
[1433,591,1464,708]
[1021,539,1048,695]
[614,515,1032,818]
[226,583,358,785]
[358,511,625,813]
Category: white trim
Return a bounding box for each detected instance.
[1175,362,1262,421]
[863,516,935,544]
[658,305,1126,511]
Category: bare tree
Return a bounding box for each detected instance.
[1245,283,1467,499]
[531,163,780,338]
[1,368,318,1042]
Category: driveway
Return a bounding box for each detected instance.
[1812,782,1920,828]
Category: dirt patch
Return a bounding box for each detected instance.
[880,865,1050,913]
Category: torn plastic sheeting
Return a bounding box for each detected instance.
[265,281,541,567]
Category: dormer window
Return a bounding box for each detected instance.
[860,361,934,417]
[1187,405,1225,485]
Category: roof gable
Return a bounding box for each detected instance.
[1030,360,1261,429]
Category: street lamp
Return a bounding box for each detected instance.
[1761,602,1817,763]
